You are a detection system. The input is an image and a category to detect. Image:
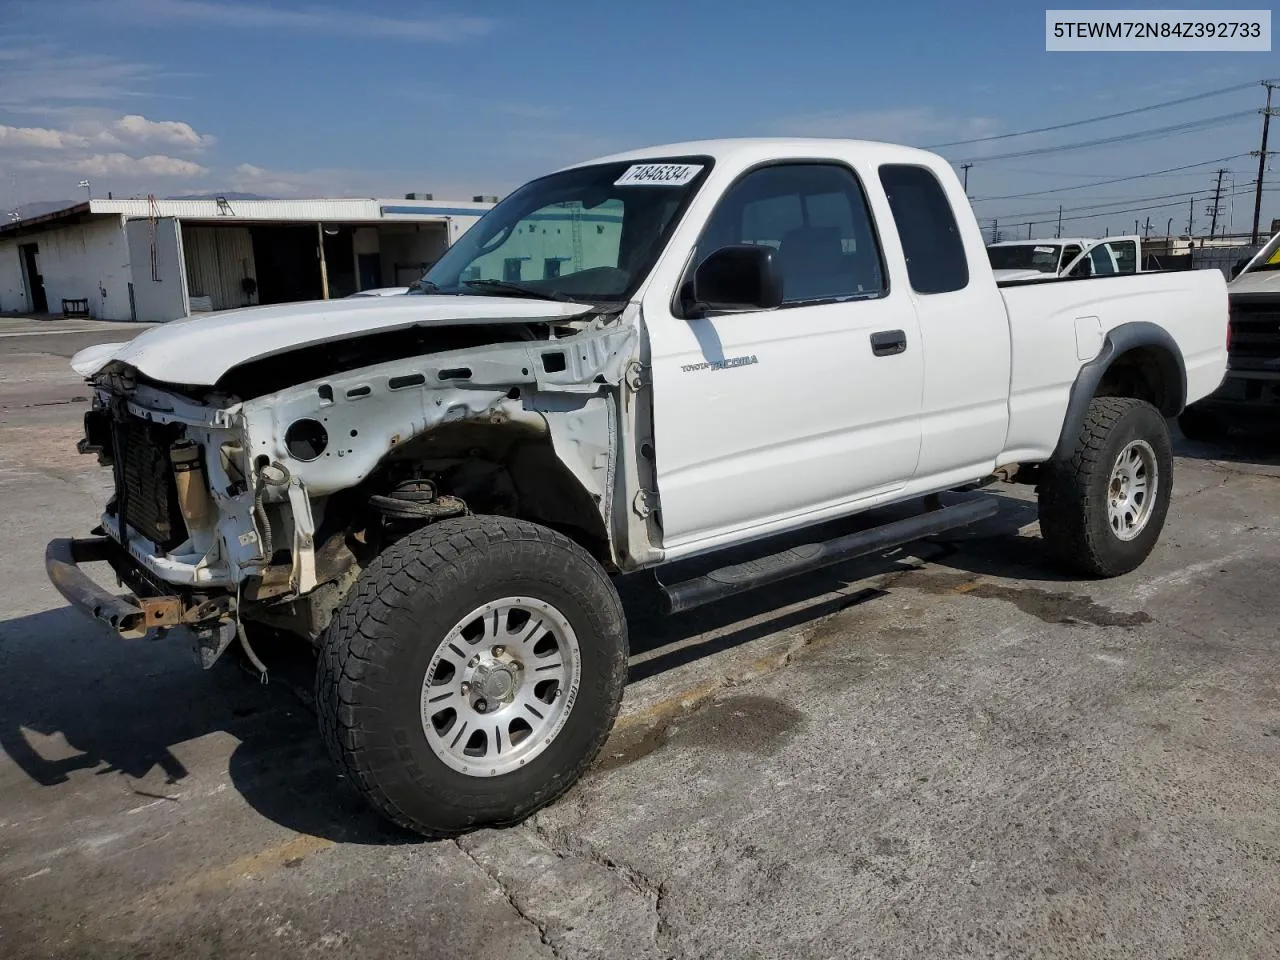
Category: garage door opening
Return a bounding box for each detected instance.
[180,219,452,313]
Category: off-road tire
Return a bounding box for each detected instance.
[1176,404,1228,444]
[316,515,627,837]
[1037,397,1174,578]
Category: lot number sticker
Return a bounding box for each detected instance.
[615,163,703,186]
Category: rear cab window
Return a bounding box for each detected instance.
[878,164,969,294]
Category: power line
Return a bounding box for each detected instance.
[1011,185,1270,232]
[991,164,1227,179]
[1057,196,1219,228]
[927,80,1263,148]
[954,110,1256,164]
[993,186,1217,223]
[971,154,1251,202]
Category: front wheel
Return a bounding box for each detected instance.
[316,516,627,837]
[1037,397,1174,578]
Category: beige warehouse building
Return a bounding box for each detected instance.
[0,195,493,323]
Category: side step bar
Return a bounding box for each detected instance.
[659,497,998,615]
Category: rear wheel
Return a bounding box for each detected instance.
[1038,397,1174,577]
[316,516,627,837]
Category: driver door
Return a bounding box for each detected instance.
[644,162,924,554]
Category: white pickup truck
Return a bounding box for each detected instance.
[988,236,1143,283]
[49,138,1228,837]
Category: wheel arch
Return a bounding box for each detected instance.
[1052,321,1187,461]
[350,417,614,569]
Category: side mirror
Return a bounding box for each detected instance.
[687,244,783,317]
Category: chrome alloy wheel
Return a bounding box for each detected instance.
[1107,439,1158,541]
[420,597,581,777]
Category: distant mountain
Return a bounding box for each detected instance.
[9,199,76,219]
[165,191,276,201]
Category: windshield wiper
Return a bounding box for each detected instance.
[462,279,578,303]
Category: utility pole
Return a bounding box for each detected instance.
[991,218,999,242]
[1056,204,1062,238]
[1134,219,1140,235]
[1143,216,1151,238]
[961,162,973,195]
[1209,167,1227,237]
[1026,222,1032,239]
[1186,194,1195,236]
[316,222,330,300]
[1251,80,1277,243]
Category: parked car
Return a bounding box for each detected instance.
[988,236,1142,283]
[49,138,1228,837]
[1178,229,1280,440]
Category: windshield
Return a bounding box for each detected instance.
[986,243,1062,273]
[421,157,713,302]
[1250,242,1280,272]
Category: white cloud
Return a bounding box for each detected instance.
[82,0,496,41]
[111,114,214,148]
[0,123,88,149]
[18,153,208,177]
[777,107,1001,147]
[0,114,213,151]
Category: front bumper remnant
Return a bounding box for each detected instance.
[46,537,147,635]
[45,537,227,639]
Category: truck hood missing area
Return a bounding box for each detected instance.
[71,295,595,386]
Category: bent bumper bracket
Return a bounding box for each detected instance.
[45,537,148,635]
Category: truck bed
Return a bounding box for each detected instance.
[998,268,1229,465]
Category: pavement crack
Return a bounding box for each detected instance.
[454,837,561,959]
[24,396,88,408]
[529,819,678,956]
[1198,459,1280,481]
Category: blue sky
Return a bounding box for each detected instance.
[1,0,1276,237]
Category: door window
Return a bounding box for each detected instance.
[878,164,970,294]
[692,163,886,304]
[1088,245,1116,275]
[1107,239,1138,274]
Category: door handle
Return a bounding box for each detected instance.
[870,329,907,356]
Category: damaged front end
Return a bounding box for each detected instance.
[48,306,641,667]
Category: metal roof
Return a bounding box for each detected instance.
[0,196,493,236]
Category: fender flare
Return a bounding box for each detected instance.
[1051,321,1187,461]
